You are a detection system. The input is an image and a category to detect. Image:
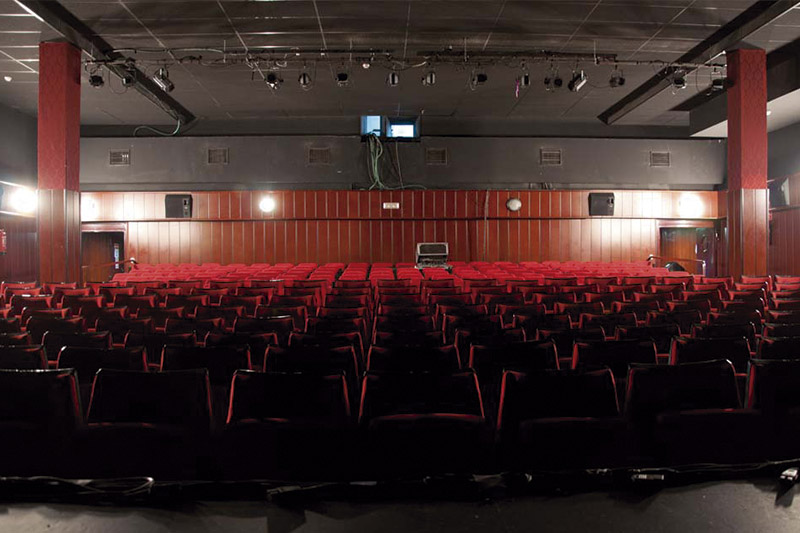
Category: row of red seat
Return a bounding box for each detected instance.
[1,357,799,480]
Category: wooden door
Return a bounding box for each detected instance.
[81,232,124,282]
[659,228,702,274]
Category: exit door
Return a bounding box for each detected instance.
[81,232,125,282]
[659,227,716,276]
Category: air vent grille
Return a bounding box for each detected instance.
[207,147,229,165]
[308,147,332,165]
[650,151,671,167]
[108,149,130,166]
[425,148,448,166]
[539,148,562,166]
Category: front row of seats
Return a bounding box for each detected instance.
[2,358,800,480]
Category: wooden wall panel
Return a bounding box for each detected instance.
[0,213,37,281]
[81,190,723,266]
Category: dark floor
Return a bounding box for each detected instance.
[0,478,798,533]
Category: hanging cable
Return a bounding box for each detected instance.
[133,118,183,137]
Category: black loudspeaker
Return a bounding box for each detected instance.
[589,193,615,216]
[768,179,789,208]
[165,194,192,218]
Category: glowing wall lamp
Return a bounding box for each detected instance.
[259,196,276,213]
[678,193,704,219]
[8,187,37,214]
[82,198,98,220]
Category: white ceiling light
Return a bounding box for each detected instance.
[767,110,773,116]
[259,196,276,213]
[3,76,11,83]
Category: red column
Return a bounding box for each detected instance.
[38,42,82,283]
[726,48,769,278]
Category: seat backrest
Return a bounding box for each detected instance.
[9,295,51,315]
[624,360,740,422]
[227,370,350,424]
[57,346,148,383]
[0,369,82,431]
[42,331,112,361]
[367,345,460,373]
[573,340,657,377]
[234,316,294,340]
[0,317,21,333]
[615,324,679,354]
[757,336,800,360]
[691,323,756,348]
[468,340,558,377]
[497,369,619,431]
[263,345,357,378]
[161,345,251,385]
[359,370,484,423]
[0,332,30,346]
[763,323,800,338]
[746,359,800,411]
[537,327,605,359]
[670,336,751,372]
[0,345,47,370]
[87,369,212,428]
[26,316,84,344]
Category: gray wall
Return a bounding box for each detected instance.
[0,104,36,187]
[769,121,800,179]
[80,135,726,191]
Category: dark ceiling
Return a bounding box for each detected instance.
[1,0,800,132]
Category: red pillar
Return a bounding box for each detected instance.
[726,48,769,278]
[38,42,82,283]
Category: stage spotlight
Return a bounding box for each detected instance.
[9,187,37,214]
[2,76,11,83]
[153,68,173,92]
[152,67,174,93]
[386,72,400,87]
[89,74,104,88]
[609,68,625,88]
[568,70,587,92]
[519,73,531,88]
[259,196,276,213]
[673,71,687,90]
[336,71,349,87]
[121,67,136,87]
[553,75,563,88]
[298,71,313,90]
[710,77,727,91]
[422,71,436,86]
[265,71,282,90]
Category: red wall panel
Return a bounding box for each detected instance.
[81,190,722,266]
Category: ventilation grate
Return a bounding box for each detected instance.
[207,147,229,165]
[108,149,131,166]
[650,151,671,167]
[539,148,562,166]
[425,147,448,166]
[308,147,332,165]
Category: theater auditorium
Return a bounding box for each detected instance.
[2,0,800,530]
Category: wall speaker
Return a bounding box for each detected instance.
[769,179,789,208]
[589,193,615,216]
[165,194,192,218]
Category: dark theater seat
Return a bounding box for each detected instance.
[70,369,213,479]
